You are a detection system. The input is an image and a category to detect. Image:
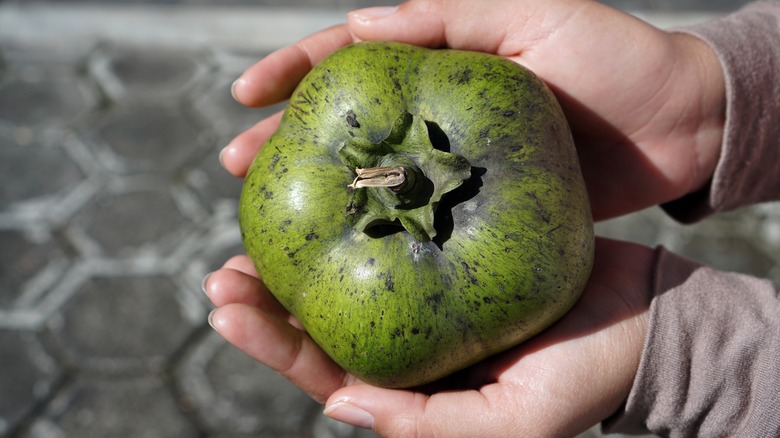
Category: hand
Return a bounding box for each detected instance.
[221,0,726,221]
[204,238,655,437]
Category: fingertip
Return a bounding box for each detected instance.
[222,254,257,275]
[323,400,375,430]
[218,142,244,177]
[325,387,423,437]
[207,302,259,345]
[202,269,242,307]
[220,110,285,178]
[231,75,263,108]
[346,4,402,38]
[347,2,445,48]
[348,6,399,25]
[220,134,260,178]
[202,265,282,313]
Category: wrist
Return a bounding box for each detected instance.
[669,32,726,196]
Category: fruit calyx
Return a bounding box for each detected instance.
[338,112,471,242]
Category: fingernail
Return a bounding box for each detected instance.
[231,78,244,101]
[207,309,218,331]
[201,273,212,296]
[349,6,398,24]
[324,401,375,430]
[218,145,228,168]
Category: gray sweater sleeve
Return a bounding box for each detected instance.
[605,2,780,436]
[605,248,780,436]
[662,1,780,222]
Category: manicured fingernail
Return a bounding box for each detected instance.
[201,273,212,296]
[231,78,245,101]
[207,309,218,331]
[349,6,398,23]
[218,145,228,168]
[324,401,374,430]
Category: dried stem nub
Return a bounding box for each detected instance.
[348,166,407,191]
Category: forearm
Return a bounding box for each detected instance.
[663,1,780,222]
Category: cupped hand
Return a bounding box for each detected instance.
[221,0,726,221]
[204,238,656,437]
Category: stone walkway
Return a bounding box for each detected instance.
[0,1,776,437]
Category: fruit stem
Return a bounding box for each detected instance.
[348,166,409,192]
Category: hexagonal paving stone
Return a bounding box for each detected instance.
[641,207,777,279]
[0,229,68,310]
[89,45,208,103]
[0,54,7,81]
[28,377,198,437]
[52,273,201,371]
[0,76,96,129]
[192,71,284,138]
[67,184,198,258]
[0,330,60,436]
[0,127,86,209]
[0,40,94,76]
[595,207,665,247]
[177,330,320,436]
[673,233,777,280]
[747,203,780,256]
[186,149,244,208]
[86,104,210,174]
[179,217,243,310]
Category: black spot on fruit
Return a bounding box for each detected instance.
[451,67,473,85]
[346,110,360,128]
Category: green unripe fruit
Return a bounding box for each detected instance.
[239,41,594,388]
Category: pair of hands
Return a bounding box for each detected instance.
[204,1,726,436]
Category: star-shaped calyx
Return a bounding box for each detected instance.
[338,112,472,242]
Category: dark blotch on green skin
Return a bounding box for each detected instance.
[239,42,594,388]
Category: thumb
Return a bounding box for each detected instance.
[346,1,529,54]
[323,384,513,437]
[347,4,446,49]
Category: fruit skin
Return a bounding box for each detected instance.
[239,41,594,388]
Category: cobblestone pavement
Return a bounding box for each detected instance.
[0,1,775,437]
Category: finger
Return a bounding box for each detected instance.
[221,254,259,277]
[210,255,305,328]
[210,303,352,403]
[203,267,289,318]
[232,24,357,108]
[347,1,536,55]
[220,110,283,178]
[324,383,523,437]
